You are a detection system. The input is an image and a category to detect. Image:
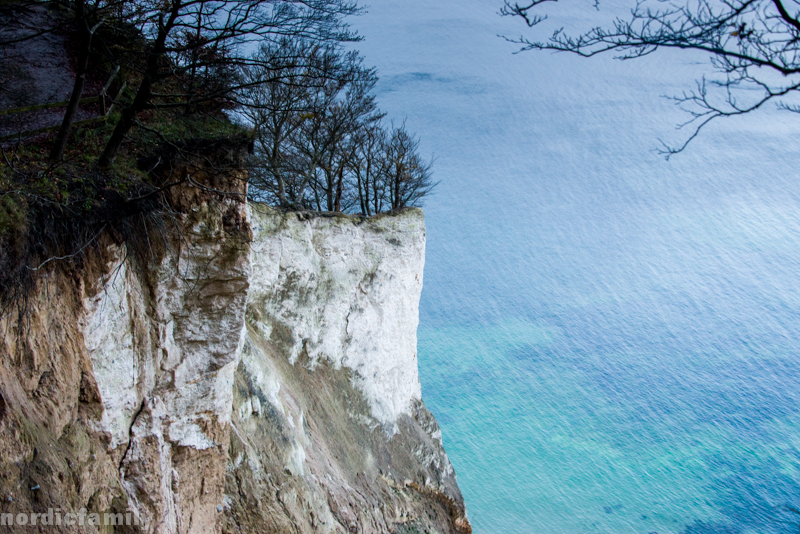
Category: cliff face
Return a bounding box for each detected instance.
[226,206,468,534]
[0,154,252,534]
[0,168,469,533]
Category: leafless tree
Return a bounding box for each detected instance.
[0,0,133,161]
[381,123,435,210]
[95,0,361,167]
[52,0,148,162]
[244,44,382,211]
[241,38,345,206]
[242,38,436,215]
[295,61,381,212]
[349,121,387,215]
[502,0,800,154]
[246,84,435,214]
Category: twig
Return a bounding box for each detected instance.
[27,224,107,272]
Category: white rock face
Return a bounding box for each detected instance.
[82,257,151,449]
[67,200,462,534]
[227,206,469,534]
[247,205,426,424]
[80,179,251,533]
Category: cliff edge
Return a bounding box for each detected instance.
[0,162,469,533]
[227,205,468,534]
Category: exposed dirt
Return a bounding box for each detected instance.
[0,258,127,534]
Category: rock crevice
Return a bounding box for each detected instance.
[0,185,469,533]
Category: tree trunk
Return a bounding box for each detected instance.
[96,79,150,168]
[393,167,401,210]
[49,0,90,162]
[334,162,344,212]
[271,137,286,206]
[294,161,316,210]
[97,5,179,167]
[275,166,287,206]
[357,167,366,215]
[325,167,334,212]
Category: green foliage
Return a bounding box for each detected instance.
[0,0,368,310]
[135,113,246,148]
[0,37,249,308]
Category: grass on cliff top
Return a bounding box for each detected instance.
[0,105,248,315]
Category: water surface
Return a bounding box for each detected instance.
[354,1,800,532]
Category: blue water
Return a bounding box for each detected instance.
[353,1,800,532]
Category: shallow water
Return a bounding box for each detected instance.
[353,1,800,532]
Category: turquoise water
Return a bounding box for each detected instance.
[419,319,800,533]
[415,183,800,533]
[350,1,800,532]
[415,164,800,533]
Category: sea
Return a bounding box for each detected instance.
[352,1,800,532]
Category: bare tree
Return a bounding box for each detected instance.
[241,38,347,206]
[381,123,435,211]
[49,0,122,162]
[276,52,380,210]
[312,65,381,212]
[243,42,436,215]
[0,0,132,161]
[502,0,800,154]
[95,0,361,167]
[349,120,387,215]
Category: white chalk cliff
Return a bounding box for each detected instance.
[0,155,470,534]
[247,204,425,424]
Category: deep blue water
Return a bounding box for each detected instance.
[353,1,800,532]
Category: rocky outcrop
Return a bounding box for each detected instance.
[0,145,251,534]
[225,207,468,534]
[81,169,251,533]
[0,168,469,533]
[246,206,426,425]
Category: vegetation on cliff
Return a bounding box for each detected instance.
[502,0,800,155]
[0,0,436,313]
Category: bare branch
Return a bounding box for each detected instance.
[502,0,800,153]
